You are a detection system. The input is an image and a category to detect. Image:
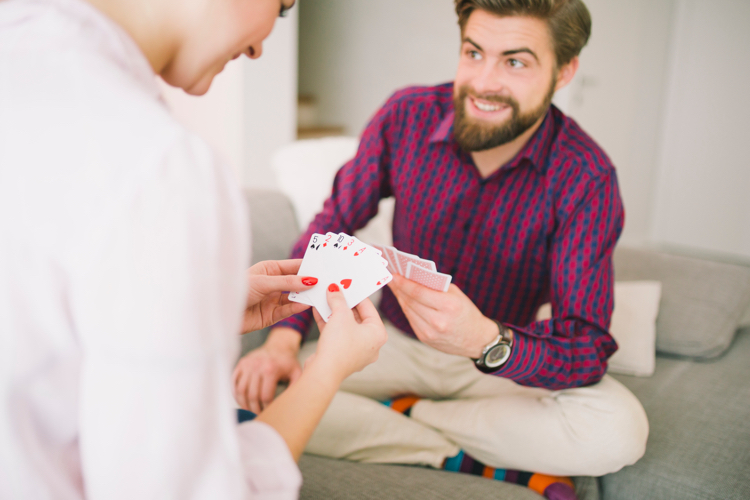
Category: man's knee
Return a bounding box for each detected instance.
[565,382,649,476]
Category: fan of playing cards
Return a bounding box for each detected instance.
[289,232,453,321]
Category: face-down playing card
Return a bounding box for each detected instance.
[405,262,452,292]
[394,249,436,275]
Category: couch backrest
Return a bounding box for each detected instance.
[244,189,301,266]
[614,247,750,359]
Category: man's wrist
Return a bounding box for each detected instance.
[472,317,503,359]
[265,327,303,354]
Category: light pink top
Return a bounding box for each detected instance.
[0,0,301,498]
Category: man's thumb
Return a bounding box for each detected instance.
[326,283,349,313]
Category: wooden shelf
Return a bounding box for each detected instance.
[297,126,346,140]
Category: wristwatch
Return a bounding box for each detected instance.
[474,320,513,373]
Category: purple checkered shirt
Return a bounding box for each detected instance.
[277,83,624,390]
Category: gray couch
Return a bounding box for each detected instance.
[242,189,750,500]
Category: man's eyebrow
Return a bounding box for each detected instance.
[463,37,484,52]
[462,38,540,63]
[502,47,539,63]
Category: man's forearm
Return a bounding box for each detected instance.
[265,326,303,354]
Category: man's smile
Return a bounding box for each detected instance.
[466,95,513,119]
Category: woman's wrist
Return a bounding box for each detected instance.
[301,355,347,390]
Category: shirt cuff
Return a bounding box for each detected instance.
[487,326,546,382]
[236,421,302,500]
[275,309,314,342]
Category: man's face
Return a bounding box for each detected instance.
[161,0,295,96]
[453,11,559,152]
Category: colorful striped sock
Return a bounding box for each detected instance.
[381,395,420,417]
[442,450,578,500]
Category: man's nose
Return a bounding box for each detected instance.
[472,63,505,95]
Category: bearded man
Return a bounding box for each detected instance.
[235,0,649,496]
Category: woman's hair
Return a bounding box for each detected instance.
[454,0,591,67]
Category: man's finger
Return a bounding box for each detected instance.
[233,367,247,409]
[399,299,434,338]
[389,273,444,309]
[247,373,262,414]
[259,373,278,410]
[235,371,250,411]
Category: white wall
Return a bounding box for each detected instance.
[160,7,298,190]
[298,0,460,136]
[563,0,676,247]
[652,0,750,261]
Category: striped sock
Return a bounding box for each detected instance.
[442,450,578,500]
[381,395,420,417]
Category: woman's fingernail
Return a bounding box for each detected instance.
[302,277,318,286]
[328,283,340,292]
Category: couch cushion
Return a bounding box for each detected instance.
[603,327,750,500]
[538,281,662,377]
[613,247,750,358]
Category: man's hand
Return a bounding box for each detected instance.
[234,327,302,413]
[242,259,316,333]
[387,273,499,358]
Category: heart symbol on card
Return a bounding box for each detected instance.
[340,279,352,289]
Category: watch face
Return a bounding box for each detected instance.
[485,344,511,368]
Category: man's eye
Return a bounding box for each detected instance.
[508,58,525,68]
[468,50,482,60]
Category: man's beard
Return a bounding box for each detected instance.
[453,76,557,152]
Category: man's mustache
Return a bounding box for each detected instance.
[457,87,519,108]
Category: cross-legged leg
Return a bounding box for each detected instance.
[404,342,649,477]
[297,326,459,466]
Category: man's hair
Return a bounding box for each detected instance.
[454,0,591,67]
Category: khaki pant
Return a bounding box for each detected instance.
[299,322,649,477]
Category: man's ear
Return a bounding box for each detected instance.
[554,56,579,92]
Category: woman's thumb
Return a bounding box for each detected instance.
[326,283,349,313]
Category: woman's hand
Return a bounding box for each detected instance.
[306,284,387,383]
[241,259,317,333]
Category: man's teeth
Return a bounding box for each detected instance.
[473,99,502,112]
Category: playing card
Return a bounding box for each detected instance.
[292,233,392,322]
[383,246,402,274]
[395,249,437,274]
[289,232,339,306]
[405,262,452,292]
[288,233,325,306]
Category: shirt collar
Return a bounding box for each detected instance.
[58,0,162,101]
[429,103,559,174]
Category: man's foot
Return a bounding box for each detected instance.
[380,395,420,417]
[443,450,577,500]
[381,400,578,500]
